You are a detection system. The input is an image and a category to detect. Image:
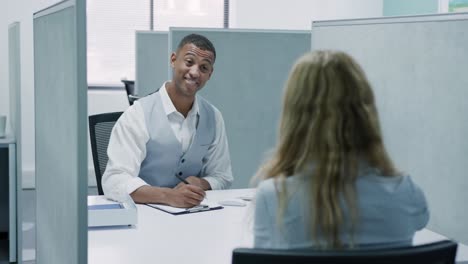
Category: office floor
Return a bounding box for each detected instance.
[14,187,98,264]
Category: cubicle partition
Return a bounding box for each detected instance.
[169,28,311,188]
[6,21,22,263]
[135,31,168,97]
[33,0,88,263]
[311,13,468,244]
[8,22,21,150]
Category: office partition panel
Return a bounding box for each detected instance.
[33,0,88,263]
[7,21,22,263]
[169,28,311,188]
[135,31,168,97]
[8,22,21,144]
[312,13,468,244]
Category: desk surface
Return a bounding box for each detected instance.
[89,188,468,264]
[89,189,255,264]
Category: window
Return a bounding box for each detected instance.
[87,0,150,86]
[87,0,227,86]
[153,0,224,30]
[439,0,468,12]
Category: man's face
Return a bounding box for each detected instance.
[170,43,215,98]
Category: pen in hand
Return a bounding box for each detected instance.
[175,174,209,201]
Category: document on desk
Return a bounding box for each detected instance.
[146,199,223,215]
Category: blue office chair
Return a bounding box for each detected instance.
[89,111,123,195]
[232,240,457,264]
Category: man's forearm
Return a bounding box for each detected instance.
[131,184,206,208]
[130,185,171,204]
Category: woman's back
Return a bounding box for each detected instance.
[254,169,429,249]
[252,50,429,249]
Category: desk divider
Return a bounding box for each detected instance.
[7,21,21,263]
[311,12,468,244]
[169,28,311,188]
[135,31,168,97]
[33,0,88,263]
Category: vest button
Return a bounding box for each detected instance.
[178,172,182,176]
[181,159,185,163]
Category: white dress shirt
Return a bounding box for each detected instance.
[102,84,233,201]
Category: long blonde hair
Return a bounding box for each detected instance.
[255,50,398,248]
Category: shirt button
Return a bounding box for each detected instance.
[181,159,185,163]
[178,172,182,176]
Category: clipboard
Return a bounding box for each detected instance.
[146,199,223,215]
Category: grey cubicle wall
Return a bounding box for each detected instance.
[311,13,468,244]
[7,21,21,263]
[33,1,88,263]
[169,28,311,188]
[135,31,168,96]
[8,22,21,146]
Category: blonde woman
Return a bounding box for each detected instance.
[253,50,429,249]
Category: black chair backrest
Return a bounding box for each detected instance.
[232,240,458,264]
[89,111,123,195]
[122,80,135,95]
[121,80,139,105]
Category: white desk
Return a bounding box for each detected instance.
[89,189,255,264]
[89,188,468,264]
[414,229,468,263]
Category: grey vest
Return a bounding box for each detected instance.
[138,91,216,187]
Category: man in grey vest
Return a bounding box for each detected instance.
[102,34,233,208]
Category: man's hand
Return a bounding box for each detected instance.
[129,185,205,208]
[166,184,206,208]
[175,176,212,190]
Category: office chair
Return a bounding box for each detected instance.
[121,79,140,105]
[89,111,123,195]
[232,240,458,264]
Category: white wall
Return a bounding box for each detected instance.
[1,0,382,188]
[2,0,129,188]
[230,0,383,29]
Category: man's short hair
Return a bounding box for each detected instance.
[177,33,216,62]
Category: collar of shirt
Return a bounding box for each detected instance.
[159,82,199,119]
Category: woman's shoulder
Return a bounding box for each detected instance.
[256,178,276,195]
[359,170,427,204]
[360,169,416,187]
[256,175,305,197]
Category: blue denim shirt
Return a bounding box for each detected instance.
[254,170,429,249]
